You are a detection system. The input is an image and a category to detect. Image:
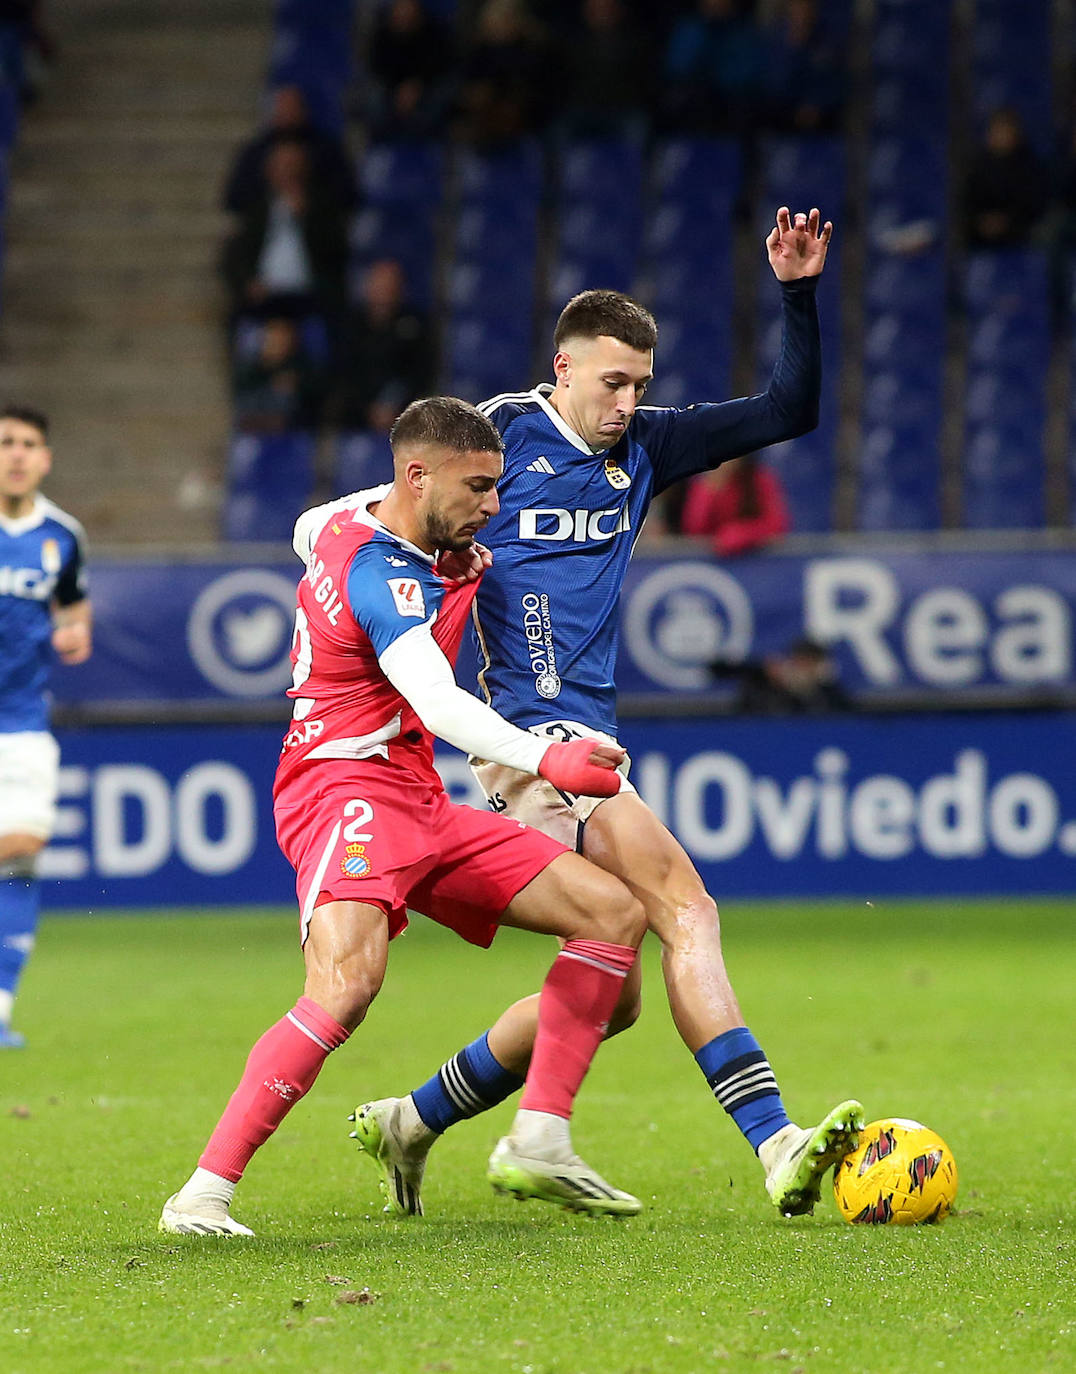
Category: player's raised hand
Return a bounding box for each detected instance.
[766,206,832,281]
[539,738,626,798]
[436,541,493,585]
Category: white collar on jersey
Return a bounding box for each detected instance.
[531,384,605,456]
[293,483,435,566]
[0,492,48,537]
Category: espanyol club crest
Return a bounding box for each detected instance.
[340,842,371,878]
[603,458,631,490]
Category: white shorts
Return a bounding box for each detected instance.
[471,719,636,852]
[0,731,61,840]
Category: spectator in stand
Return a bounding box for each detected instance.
[232,314,324,435]
[661,0,767,135]
[963,107,1048,250]
[365,0,453,140]
[712,636,852,715]
[455,0,550,147]
[221,134,350,328]
[329,258,433,434]
[0,1,55,104]
[761,0,845,134]
[222,85,358,216]
[679,453,789,556]
[557,0,653,141]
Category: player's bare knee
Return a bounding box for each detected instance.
[652,886,722,952]
[589,883,645,948]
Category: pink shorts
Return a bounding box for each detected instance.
[274,761,567,947]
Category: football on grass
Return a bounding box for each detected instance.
[833,1118,958,1225]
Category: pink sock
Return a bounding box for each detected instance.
[519,939,638,1119]
[199,997,350,1182]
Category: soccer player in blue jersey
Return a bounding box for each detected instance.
[0,406,91,1048]
[351,207,865,1218]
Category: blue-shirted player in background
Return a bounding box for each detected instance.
[0,406,92,1048]
[351,207,865,1219]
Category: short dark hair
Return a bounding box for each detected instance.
[390,396,504,456]
[0,404,49,438]
[553,290,658,352]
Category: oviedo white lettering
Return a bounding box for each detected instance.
[804,559,1072,688]
[631,747,1076,863]
[39,763,257,880]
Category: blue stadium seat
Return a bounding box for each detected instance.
[444,317,534,403]
[867,136,947,224]
[862,369,943,431]
[962,424,1045,528]
[647,256,734,319]
[651,318,732,401]
[857,423,942,530]
[765,431,835,533]
[871,71,946,137]
[457,140,544,204]
[759,136,845,211]
[964,249,1049,316]
[559,138,643,210]
[650,138,741,215]
[447,258,536,313]
[225,432,316,541]
[865,252,946,318]
[349,208,436,306]
[335,430,394,494]
[360,141,445,207]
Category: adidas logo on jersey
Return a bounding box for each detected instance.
[384,555,408,567]
[525,456,556,475]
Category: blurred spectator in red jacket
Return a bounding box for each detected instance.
[679,453,789,556]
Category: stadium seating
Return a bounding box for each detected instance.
[441,141,544,401]
[961,250,1049,529]
[334,430,394,495]
[222,0,1067,538]
[351,141,445,308]
[224,432,316,542]
[639,139,739,405]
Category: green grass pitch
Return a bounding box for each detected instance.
[1,898,1073,1374]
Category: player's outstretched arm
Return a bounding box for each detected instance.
[378,627,623,797]
[765,206,832,282]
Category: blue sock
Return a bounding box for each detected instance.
[411,1031,525,1134]
[0,871,40,1019]
[695,1026,791,1153]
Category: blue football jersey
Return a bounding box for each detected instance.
[472,280,820,735]
[0,495,88,732]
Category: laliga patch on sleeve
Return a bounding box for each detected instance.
[387,577,426,618]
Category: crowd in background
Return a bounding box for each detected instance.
[218,0,853,549]
[217,0,1076,549]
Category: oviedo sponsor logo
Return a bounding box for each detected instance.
[630,747,1076,862]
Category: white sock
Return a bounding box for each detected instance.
[0,988,13,1027]
[758,1122,803,1175]
[399,1094,438,1149]
[508,1108,572,1162]
[174,1166,236,1216]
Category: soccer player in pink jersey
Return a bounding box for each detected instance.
[159,397,647,1236]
